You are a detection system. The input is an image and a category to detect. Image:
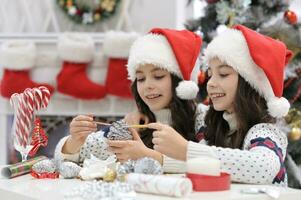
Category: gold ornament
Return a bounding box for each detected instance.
[66,0,73,8]
[103,169,117,182]
[101,0,116,12]
[289,127,301,141]
[94,13,101,21]
[285,108,301,128]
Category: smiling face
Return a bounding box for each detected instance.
[136,63,173,111]
[206,58,239,113]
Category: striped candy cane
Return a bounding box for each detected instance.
[18,92,33,147]
[39,86,50,108]
[10,93,24,148]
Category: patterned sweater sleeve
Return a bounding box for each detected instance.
[54,136,80,163]
[54,131,113,163]
[187,123,288,185]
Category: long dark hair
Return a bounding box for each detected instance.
[204,75,275,149]
[131,74,197,149]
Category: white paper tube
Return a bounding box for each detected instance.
[126,173,192,197]
[186,156,220,176]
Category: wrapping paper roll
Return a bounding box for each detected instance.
[126,173,192,197]
[1,156,47,178]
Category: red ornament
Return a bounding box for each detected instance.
[203,96,210,105]
[205,0,220,4]
[198,70,206,85]
[284,10,298,25]
[76,9,82,16]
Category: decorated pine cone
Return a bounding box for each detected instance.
[32,159,56,173]
[59,161,82,179]
[104,120,133,140]
[134,157,163,175]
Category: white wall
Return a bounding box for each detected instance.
[0,0,192,33]
[290,0,301,19]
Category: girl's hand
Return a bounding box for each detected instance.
[63,115,97,154]
[107,128,162,163]
[147,123,188,161]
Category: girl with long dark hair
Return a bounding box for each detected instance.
[147,25,293,185]
[55,28,204,172]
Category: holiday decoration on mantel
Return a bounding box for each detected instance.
[57,0,121,25]
[56,33,107,100]
[186,0,301,189]
[0,40,54,99]
[103,31,139,99]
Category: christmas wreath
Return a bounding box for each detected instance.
[57,0,121,25]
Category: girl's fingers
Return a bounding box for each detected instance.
[152,130,162,138]
[78,130,95,137]
[71,130,93,139]
[129,128,141,140]
[70,129,96,136]
[86,114,94,118]
[72,121,96,128]
[147,123,164,131]
[152,137,161,145]
[71,127,97,133]
[74,115,94,122]
[153,144,161,152]
[108,147,123,154]
[107,140,128,147]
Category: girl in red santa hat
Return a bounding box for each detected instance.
[55,28,205,171]
[144,24,293,185]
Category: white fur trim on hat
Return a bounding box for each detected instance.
[204,28,289,117]
[103,31,139,58]
[127,34,182,81]
[0,40,36,70]
[267,97,290,117]
[58,33,94,63]
[176,80,199,100]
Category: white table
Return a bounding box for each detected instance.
[1,173,301,200]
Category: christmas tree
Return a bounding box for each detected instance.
[187,0,301,188]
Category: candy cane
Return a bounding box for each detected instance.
[10,93,24,147]
[18,92,33,146]
[24,88,35,114]
[39,86,50,109]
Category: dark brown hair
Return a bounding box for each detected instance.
[204,75,275,149]
[131,74,198,149]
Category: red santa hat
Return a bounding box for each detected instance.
[204,24,293,118]
[127,28,202,100]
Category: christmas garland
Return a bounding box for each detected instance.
[57,0,121,25]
